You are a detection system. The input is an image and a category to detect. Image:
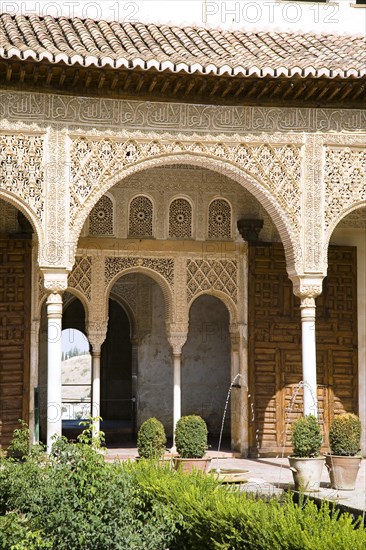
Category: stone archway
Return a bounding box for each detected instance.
[182,294,231,444]
[0,198,36,448]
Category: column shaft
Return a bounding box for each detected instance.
[91,351,101,433]
[173,352,181,441]
[46,294,63,452]
[300,298,318,416]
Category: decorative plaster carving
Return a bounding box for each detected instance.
[208,199,232,239]
[187,259,238,303]
[324,147,366,236]
[89,195,114,236]
[0,133,44,222]
[128,195,153,237]
[291,276,323,300]
[42,271,68,294]
[1,91,366,134]
[68,256,92,301]
[169,198,192,239]
[105,256,174,286]
[69,137,302,252]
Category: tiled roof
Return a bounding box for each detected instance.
[0,13,365,79]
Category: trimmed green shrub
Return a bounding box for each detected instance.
[291,415,322,458]
[175,415,208,459]
[7,420,30,459]
[137,417,167,459]
[329,413,362,456]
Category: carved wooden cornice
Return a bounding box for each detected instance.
[1,60,365,109]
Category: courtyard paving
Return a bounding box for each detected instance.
[105,446,366,520]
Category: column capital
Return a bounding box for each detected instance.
[41,269,68,295]
[290,275,323,301]
[87,320,108,353]
[167,326,188,355]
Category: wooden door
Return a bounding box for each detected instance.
[0,239,31,448]
[248,244,358,456]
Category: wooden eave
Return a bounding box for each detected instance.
[0,58,365,109]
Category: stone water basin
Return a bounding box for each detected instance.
[213,468,250,483]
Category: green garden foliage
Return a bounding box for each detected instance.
[329,413,362,456]
[175,415,208,458]
[1,420,365,549]
[137,417,167,459]
[291,415,322,458]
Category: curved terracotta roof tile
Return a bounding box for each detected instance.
[0,12,365,78]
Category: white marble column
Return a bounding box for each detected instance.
[43,271,68,452]
[168,328,188,444]
[292,278,323,418]
[88,324,108,436]
[46,292,63,451]
[300,296,318,416]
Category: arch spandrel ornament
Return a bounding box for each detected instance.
[68,137,303,275]
[324,147,366,246]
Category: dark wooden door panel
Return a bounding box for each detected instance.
[0,239,31,448]
[249,244,358,456]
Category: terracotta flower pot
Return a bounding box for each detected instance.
[325,455,362,490]
[288,456,325,492]
[173,457,211,473]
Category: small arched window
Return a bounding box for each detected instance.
[89,195,114,236]
[129,195,153,237]
[208,199,232,239]
[169,198,192,238]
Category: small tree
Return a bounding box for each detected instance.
[291,415,322,458]
[137,418,166,459]
[329,413,361,456]
[175,415,208,459]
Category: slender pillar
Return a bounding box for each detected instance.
[168,328,188,446]
[46,292,63,452]
[88,323,108,437]
[291,277,323,419]
[300,297,318,416]
[91,350,101,433]
[173,352,182,436]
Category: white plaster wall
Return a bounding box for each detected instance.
[182,295,231,438]
[137,283,173,434]
[330,227,366,455]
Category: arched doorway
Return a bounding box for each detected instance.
[182,295,231,445]
[100,299,132,444]
[0,199,34,448]
[327,206,366,453]
[104,273,172,444]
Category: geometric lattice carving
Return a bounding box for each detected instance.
[169,198,192,238]
[0,134,44,221]
[325,148,366,231]
[338,207,366,229]
[70,139,302,240]
[89,195,114,236]
[105,256,174,286]
[68,256,92,300]
[187,259,237,303]
[208,199,231,239]
[128,195,153,237]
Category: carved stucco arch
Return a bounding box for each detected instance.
[105,266,174,325]
[69,147,302,275]
[187,290,238,326]
[38,287,90,324]
[0,189,44,249]
[325,200,366,250]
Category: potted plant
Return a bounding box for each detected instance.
[174,415,211,473]
[137,417,167,461]
[326,413,362,490]
[288,415,324,492]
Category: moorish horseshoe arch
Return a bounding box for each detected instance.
[188,290,239,326]
[68,143,303,275]
[105,266,175,326]
[324,200,366,253]
[0,189,44,249]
